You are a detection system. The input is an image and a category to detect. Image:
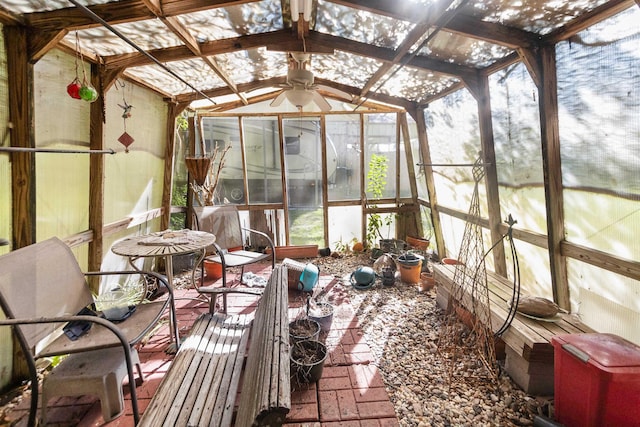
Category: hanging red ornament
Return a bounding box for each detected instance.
[118,132,135,153]
[67,78,82,99]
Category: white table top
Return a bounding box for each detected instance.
[111,230,216,258]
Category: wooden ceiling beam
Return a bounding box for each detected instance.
[444,14,540,49]
[103,29,295,69]
[24,0,250,32]
[0,7,25,25]
[25,0,155,31]
[101,29,473,79]
[28,29,68,63]
[173,76,287,103]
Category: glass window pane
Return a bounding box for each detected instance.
[557,7,640,259]
[490,63,546,234]
[326,114,361,201]
[242,117,283,204]
[283,117,324,246]
[202,117,243,204]
[328,206,362,249]
[425,89,486,215]
[364,113,397,199]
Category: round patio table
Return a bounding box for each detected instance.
[112,230,216,352]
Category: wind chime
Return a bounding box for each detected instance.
[116,80,134,152]
[66,32,99,103]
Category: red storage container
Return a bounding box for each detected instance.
[551,333,640,427]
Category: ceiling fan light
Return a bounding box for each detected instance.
[286,89,314,108]
[291,0,312,22]
[303,0,313,22]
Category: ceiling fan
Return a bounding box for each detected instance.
[270,53,349,111]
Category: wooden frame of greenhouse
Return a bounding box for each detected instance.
[0,0,639,424]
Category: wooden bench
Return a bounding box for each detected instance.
[0,237,174,426]
[433,263,595,395]
[139,264,290,426]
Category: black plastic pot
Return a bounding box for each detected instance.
[290,339,328,384]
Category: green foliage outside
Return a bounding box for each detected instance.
[366,153,393,248]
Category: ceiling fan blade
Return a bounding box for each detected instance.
[317,84,352,100]
[270,91,288,107]
[311,91,332,111]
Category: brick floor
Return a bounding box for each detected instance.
[6,263,399,426]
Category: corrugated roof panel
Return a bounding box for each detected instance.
[175,0,284,42]
[125,58,226,96]
[315,0,414,49]
[215,48,288,84]
[378,66,460,102]
[63,20,183,56]
[312,51,385,89]
[2,0,111,14]
[419,30,513,67]
[462,0,611,35]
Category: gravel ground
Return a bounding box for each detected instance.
[313,252,552,427]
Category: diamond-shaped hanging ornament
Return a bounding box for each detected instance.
[118,132,134,153]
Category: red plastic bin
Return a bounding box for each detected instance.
[551,333,640,427]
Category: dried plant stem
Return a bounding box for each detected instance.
[191,144,231,206]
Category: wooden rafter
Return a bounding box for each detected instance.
[545,0,636,43]
[140,0,248,104]
[332,0,540,49]
[356,0,456,99]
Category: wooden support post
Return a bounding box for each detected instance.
[537,45,570,310]
[475,73,507,276]
[359,113,367,245]
[320,115,329,247]
[88,63,105,284]
[161,102,188,230]
[5,25,34,250]
[399,112,422,238]
[410,107,446,259]
[185,116,196,228]
[277,115,290,245]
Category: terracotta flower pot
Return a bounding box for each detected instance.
[406,235,430,250]
[203,260,222,279]
[418,272,435,292]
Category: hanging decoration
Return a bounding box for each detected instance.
[116,79,134,152]
[67,32,99,103]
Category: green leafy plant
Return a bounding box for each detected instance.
[333,237,359,254]
[365,154,393,248]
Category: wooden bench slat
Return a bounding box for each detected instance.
[139,314,251,427]
[197,315,251,426]
[139,312,213,427]
[141,265,290,427]
[276,268,291,410]
[235,265,290,426]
